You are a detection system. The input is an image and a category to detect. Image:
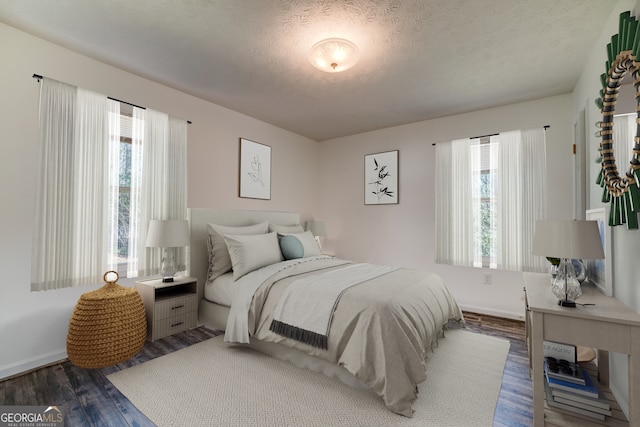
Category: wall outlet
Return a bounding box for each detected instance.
[483,273,492,285]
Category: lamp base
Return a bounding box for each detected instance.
[558,299,576,308]
[551,258,581,308]
[160,247,178,283]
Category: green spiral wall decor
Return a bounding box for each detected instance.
[595,11,640,229]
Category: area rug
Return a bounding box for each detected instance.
[108,329,509,426]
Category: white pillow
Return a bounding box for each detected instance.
[268,223,304,233]
[224,232,283,280]
[206,221,269,282]
[278,230,321,257]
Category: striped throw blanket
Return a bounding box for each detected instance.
[269,263,398,349]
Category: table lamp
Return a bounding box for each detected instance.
[532,220,605,307]
[306,220,327,249]
[146,219,189,282]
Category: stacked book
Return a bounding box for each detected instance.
[543,356,611,420]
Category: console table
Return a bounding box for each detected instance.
[524,272,640,426]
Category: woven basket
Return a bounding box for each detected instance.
[66,271,147,369]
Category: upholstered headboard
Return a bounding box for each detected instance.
[187,208,301,302]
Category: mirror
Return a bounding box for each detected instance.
[613,75,634,171]
[595,11,640,229]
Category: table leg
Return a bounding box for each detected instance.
[531,311,545,427]
[596,349,609,385]
[630,327,640,425]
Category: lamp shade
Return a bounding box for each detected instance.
[532,220,604,260]
[308,38,359,73]
[145,220,189,248]
[306,220,327,237]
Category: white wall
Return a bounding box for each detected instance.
[572,0,640,416]
[0,23,320,379]
[318,95,574,320]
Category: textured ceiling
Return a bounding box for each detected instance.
[0,0,616,141]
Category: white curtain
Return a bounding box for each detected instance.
[128,108,188,277]
[496,129,547,272]
[32,78,188,290]
[435,138,474,267]
[32,79,111,290]
[435,128,547,273]
[106,101,121,270]
[127,107,145,277]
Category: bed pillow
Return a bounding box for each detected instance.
[278,230,321,257]
[268,223,304,233]
[224,232,283,280]
[279,234,304,260]
[206,221,269,282]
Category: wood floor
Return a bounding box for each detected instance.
[0,312,532,426]
[451,312,533,427]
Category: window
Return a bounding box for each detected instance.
[114,105,136,276]
[31,77,187,291]
[435,128,547,273]
[471,138,497,268]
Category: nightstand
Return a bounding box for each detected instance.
[135,276,198,341]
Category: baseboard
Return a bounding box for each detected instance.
[458,304,524,321]
[0,349,67,381]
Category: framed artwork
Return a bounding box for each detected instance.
[585,207,613,296]
[364,150,398,205]
[239,138,271,200]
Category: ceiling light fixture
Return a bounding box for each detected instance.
[308,38,359,73]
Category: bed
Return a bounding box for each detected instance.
[187,208,464,417]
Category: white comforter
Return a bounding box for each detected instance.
[224,256,464,417]
[225,256,337,343]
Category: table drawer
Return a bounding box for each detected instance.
[154,294,197,321]
[543,314,631,353]
[152,312,197,340]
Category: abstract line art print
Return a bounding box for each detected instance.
[239,138,271,200]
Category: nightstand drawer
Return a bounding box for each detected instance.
[154,294,197,321]
[152,313,197,340]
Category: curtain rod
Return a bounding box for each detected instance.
[431,125,550,146]
[33,74,192,124]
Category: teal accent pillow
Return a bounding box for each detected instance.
[280,235,304,260]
